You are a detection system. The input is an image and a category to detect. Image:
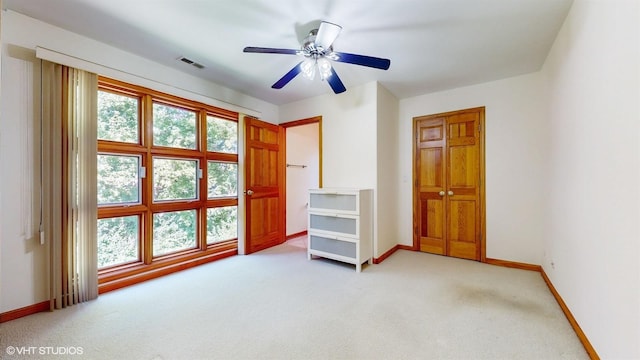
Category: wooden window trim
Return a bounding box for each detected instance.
[98,77,239,121]
[97,76,239,292]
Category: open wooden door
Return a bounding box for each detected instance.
[245,117,285,254]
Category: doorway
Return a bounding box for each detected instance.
[281,116,322,243]
[413,107,485,261]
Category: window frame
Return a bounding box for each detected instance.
[97,77,240,288]
[206,160,239,199]
[152,155,201,203]
[97,214,142,269]
[97,152,143,207]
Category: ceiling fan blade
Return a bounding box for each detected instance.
[243,47,299,55]
[326,67,346,94]
[332,52,391,70]
[272,62,303,89]
[315,21,342,50]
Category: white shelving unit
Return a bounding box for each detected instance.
[307,188,373,272]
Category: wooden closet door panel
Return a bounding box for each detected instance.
[446,112,481,260]
[415,118,447,254]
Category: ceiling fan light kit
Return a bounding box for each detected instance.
[301,57,333,80]
[244,21,391,94]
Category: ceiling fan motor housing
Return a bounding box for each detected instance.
[303,29,330,56]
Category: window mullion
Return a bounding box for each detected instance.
[199,109,208,249]
[142,94,154,265]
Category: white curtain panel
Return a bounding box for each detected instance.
[42,61,98,309]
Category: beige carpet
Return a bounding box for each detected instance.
[0,242,588,359]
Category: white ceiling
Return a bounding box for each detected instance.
[3,0,572,106]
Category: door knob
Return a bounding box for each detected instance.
[245,189,254,196]
[448,190,454,196]
[438,191,445,196]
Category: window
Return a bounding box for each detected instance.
[98,91,139,143]
[207,161,237,198]
[207,115,238,153]
[153,210,197,256]
[97,78,239,287]
[97,154,141,205]
[153,157,199,202]
[153,103,197,149]
[98,215,140,268]
[207,206,238,244]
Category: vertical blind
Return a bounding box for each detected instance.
[42,60,98,309]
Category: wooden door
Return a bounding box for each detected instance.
[414,108,484,261]
[415,116,447,255]
[245,117,285,254]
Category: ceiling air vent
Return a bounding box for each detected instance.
[178,56,205,69]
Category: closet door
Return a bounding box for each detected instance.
[414,108,484,261]
[446,112,481,260]
[415,116,447,255]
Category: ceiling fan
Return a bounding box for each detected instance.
[243,21,391,94]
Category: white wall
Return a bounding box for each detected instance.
[285,123,319,236]
[375,84,399,257]
[541,0,640,357]
[0,46,48,312]
[279,82,378,190]
[398,72,548,264]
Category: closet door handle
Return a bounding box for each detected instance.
[448,190,454,196]
[438,191,445,196]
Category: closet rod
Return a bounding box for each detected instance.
[286,163,307,168]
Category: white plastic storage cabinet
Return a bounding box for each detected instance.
[307,188,373,272]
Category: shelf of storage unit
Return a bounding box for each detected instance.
[307,188,373,272]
